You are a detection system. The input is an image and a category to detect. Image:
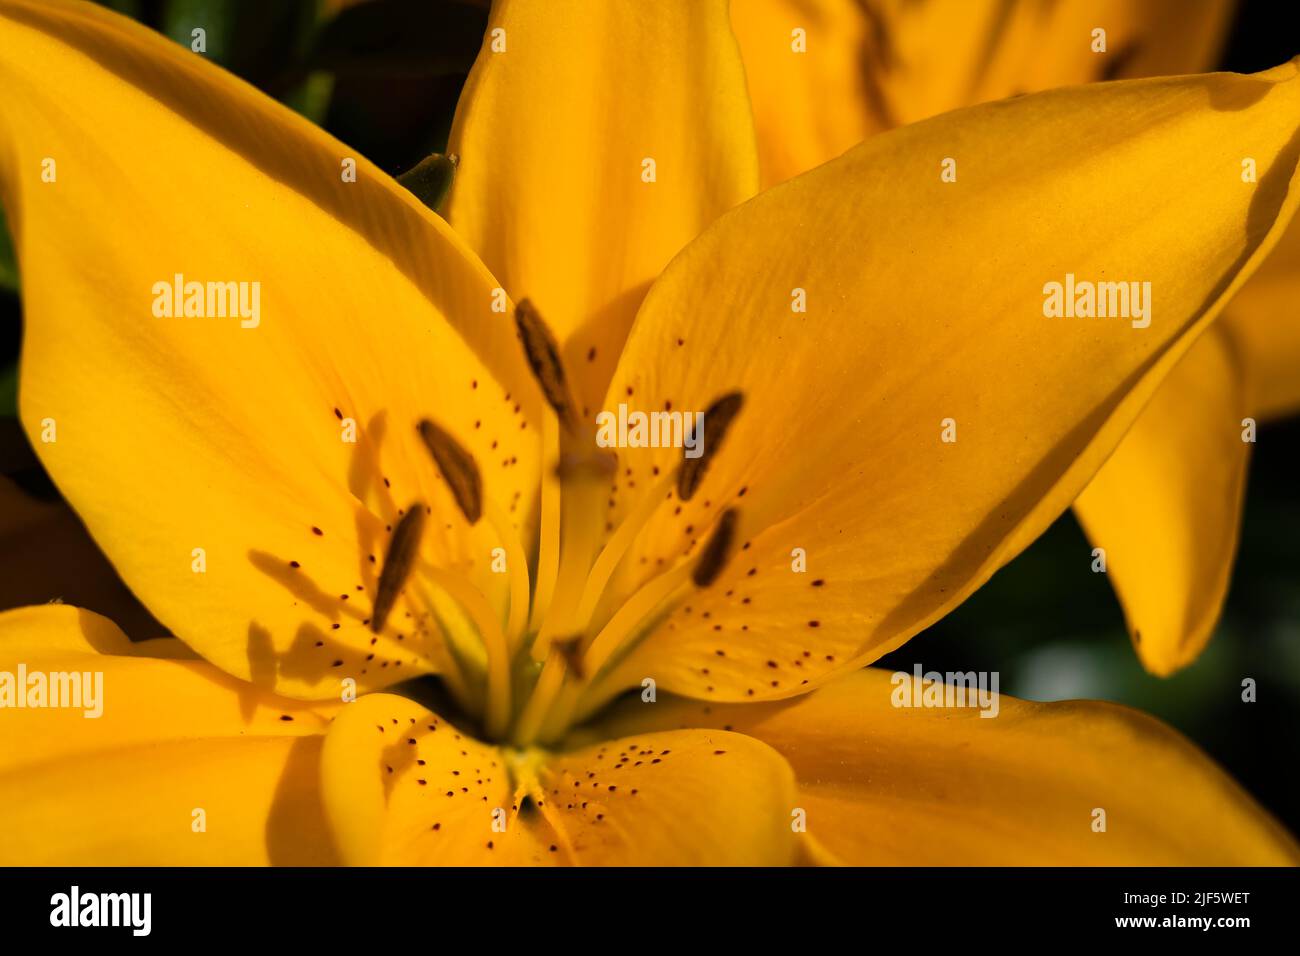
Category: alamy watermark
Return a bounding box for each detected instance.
[595,403,704,458]
[152,273,260,328]
[1042,273,1151,329]
[891,664,999,718]
[50,886,151,936]
[0,664,103,718]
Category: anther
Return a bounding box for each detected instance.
[371,503,426,633]
[417,419,483,524]
[692,509,738,588]
[515,299,579,432]
[677,392,744,502]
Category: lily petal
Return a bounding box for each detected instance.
[583,62,1300,712]
[734,0,1235,186]
[1076,224,1300,674]
[0,0,542,698]
[1075,324,1250,675]
[735,0,1269,677]
[591,668,1300,865]
[730,0,877,189]
[960,0,1235,118]
[444,0,759,408]
[0,605,340,864]
[320,692,797,865]
[1223,216,1300,420]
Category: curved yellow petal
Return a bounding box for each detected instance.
[1075,225,1300,675]
[592,669,1300,865]
[734,0,1235,186]
[579,62,1300,714]
[1223,216,1300,420]
[444,0,759,409]
[969,0,1235,110]
[729,0,877,189]
[1075,325,1250,675]
[0,605,341,864]
[321,692,797,865]
[0,0,543,698]
[737,0,1278,679]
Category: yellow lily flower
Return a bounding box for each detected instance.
[733,0,1300,675]
[1,0,1299,864]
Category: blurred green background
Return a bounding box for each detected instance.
[0,0,1296,836]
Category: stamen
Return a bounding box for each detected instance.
[531,490,603,661]
[692,508,738,587]
[416,420,530,649]
[510,644,568,747]
[571,469,677,633]
[677,392,744,502]
[515,299,580,432]
[539,510,741,740]
[421,564,513,740]
[408,580,477,713]
[535,561,694,744]
[528,411,563,635]
[530,445,611,661]
[417,419,483,523]
[370,503,425,634]
[482,497,531,650]
[581,562,694,686]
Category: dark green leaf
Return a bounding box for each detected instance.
[397,152,458,212]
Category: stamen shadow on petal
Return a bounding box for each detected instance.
[266,735,342,866]
[244,622,277,722]
[248,550,357,622]
[346,410,393,514]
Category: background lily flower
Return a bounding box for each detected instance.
[732,0,1300,676]
[0,0,1298,864]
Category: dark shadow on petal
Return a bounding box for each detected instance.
[266,735,342,866]
[248,549,353,621]
[1206,75,1274,112]
[244,622,278,721]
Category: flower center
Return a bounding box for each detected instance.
[383,301,743,748]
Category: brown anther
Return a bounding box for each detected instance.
[692,509,738,588]
[516,299,579,432]
[371,504,426,633]
[678,392,744,502]
[417,419,483,524]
